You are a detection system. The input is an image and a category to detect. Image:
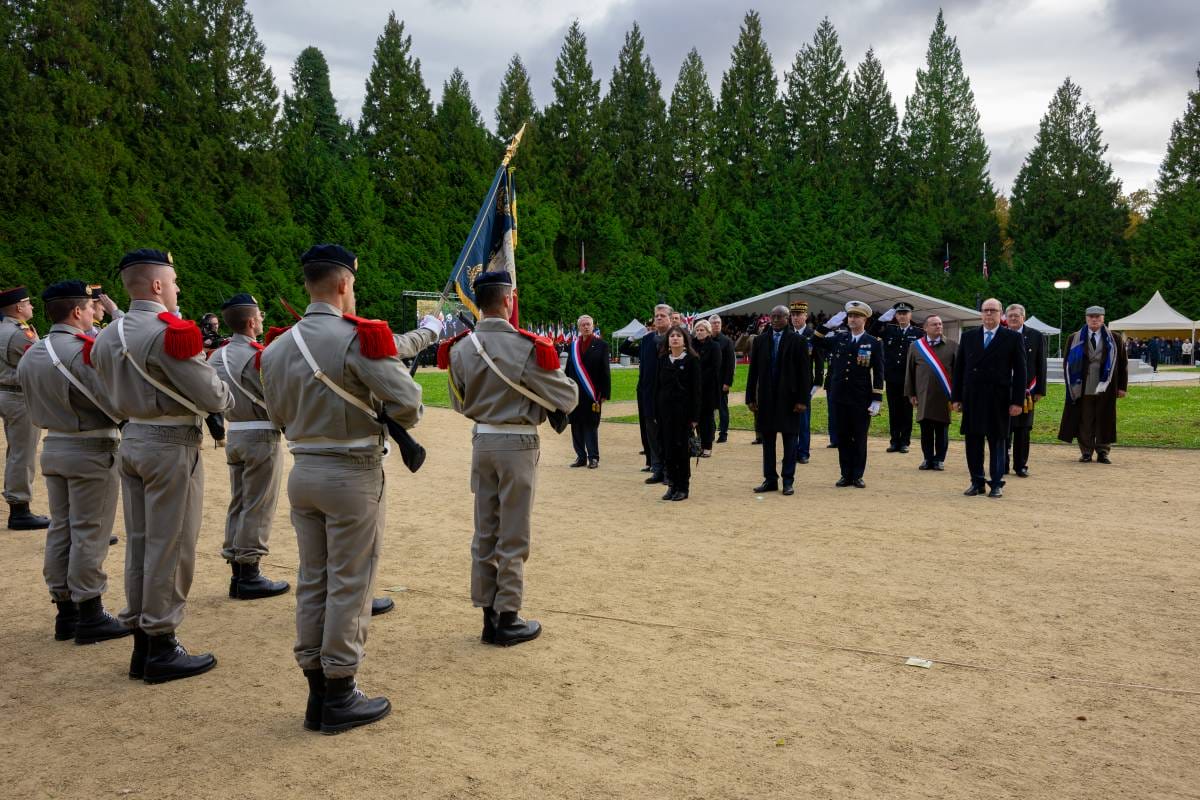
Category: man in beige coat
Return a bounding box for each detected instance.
[903,315,958,471]
[0,285,50,530]
[444,270,578,646]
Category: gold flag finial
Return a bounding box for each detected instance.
[501,122,528,167]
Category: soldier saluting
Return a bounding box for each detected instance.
[0,285,50,530]
[91,249,235,684]
[442,270,578,646]
[17,282,126,644]
[260,244,425,735]
[207,294,289,601]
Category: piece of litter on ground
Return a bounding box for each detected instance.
[775,737,786,746]
[756,496,764,501]
[905,657,933,669]
[384,585,408,593]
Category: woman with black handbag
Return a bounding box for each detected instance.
[654,324,701,501]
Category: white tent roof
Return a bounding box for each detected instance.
[699,269,980,323]
[1107,291,1198,331]
[610,318,646,339]
[1025,315,1060,335]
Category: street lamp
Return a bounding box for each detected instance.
[1054,280,1071,356]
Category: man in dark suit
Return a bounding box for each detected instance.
[746,305,812,496]
[1004,304,1047,477]
[619,304,671,483]
[951,298,1027,498]
[566,315,611,469]
[815,301,884,488]
[873,302,923,453]
[709,315,736,444]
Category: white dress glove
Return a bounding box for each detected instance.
[419,313,444,335]
[810,385,819,398]
[868,400,882,416]
[878,308,896,323]
[825,311,847,329]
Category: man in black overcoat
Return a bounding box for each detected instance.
[1003,303,1047,477]
[951,298,1026,498]
[746,306,812,496]
[619,304,671,483]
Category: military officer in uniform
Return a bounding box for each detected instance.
[1004,304,1047,477]
[260,244,425,735]
[873,301,923,453]
[442,270,578,647]
[17,282,127,644]
[91,249,235,684]
[788,300,822,464]
[815,301,884,488]
[207,294,289,601]
[0,285,51,530]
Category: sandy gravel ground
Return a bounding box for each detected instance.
[2,407,1198,799]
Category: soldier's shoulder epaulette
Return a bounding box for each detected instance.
[263,325,291,347]
[155,312,203,359]
[436,330,469,369]
[74,332,96,366]
[343,313,397,359]
[516,328,561,370]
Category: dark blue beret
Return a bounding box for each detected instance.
[221,293,258,310]
[0,286,29,307]
[42,281,93,302]
[301,244,357,272]
[893,302,915,312]
[473,270,512,290]
[117,249,173,273]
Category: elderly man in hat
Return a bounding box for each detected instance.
[208,294,289,601]
[815,301,884,488]
[1058,305,1127,463]
[788,300,822,464]
[873,301,923,453]
[443,270,578,646]
[91,249,236,683]
[17,281,126,644]
[0,285,50,529]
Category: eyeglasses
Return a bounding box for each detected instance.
[981,308,1001,314]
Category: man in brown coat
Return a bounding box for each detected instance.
[1058,305,1128,463]
[903,315,957,471]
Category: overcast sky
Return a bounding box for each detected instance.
[245,0,1199,195]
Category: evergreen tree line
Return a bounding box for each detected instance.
[2,2,1198,335]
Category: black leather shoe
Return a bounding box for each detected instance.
[128,629,148,679]
[1096,453,1111,464]
[669,490,688,501]
[835,477,851,487]
[753,481,778,493]
[918,461,931,470]
[797,456,809,464]
[371,597,395,616]
[826,443,837,448]
[933,461,945,471]
[662,488,675,500]
[1079,454,1092,463]
[587,459,599,469]
[54,600,78,641]
[75,597,133,645]
[988,486,1003,498]
[716,434,728,443]
[321,677,391,734]
[644,473,664,485]
[886,445,899,453]
[303,669,325,731]
[899,446,909,453]
[963,485,985,496]
[480,606,495,644]
[639,465,653,472]
[569,457,587,468]
[233,561,290,600]
[782,483,795,496]
[228,561,240,598]
[1014,468,1029,477]
[853,478,866,489]
[108,535,118,546]
[143,634,217,684]
[490,610,542,646]
[751,438,762,445]
[7,502,49,530]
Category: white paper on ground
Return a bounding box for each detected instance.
[905,657,933,669]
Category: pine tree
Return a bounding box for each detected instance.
[783,17,850,177]
[436,68,500,261]
[667,47,716,200]
[496,54,536,139]
[714,10,781,204]
[283,46,349,153]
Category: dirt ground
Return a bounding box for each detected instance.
[2,406,1199,800]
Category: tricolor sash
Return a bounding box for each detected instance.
[569,336,597,404]
[914,337,952,398]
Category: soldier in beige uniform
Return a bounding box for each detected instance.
[91,249,235,684]
[443,271,578,646]
[260,244,425,735]
[207,294,289,601]
[17,282,127,645]
[0,285,50,530]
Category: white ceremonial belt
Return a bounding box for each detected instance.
[227,420,279,432]
[45,428,119,439]
[128,415,201,427]
[288,436,379,451]
[474,423,537,435]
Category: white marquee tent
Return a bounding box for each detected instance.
[1106,291,1197,334]
[1025,316,1060,335]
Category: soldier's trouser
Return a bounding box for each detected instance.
[117,425,203,635]
[835,404,870,480]
[41,436,119,603]
[471,433,538,614]
[0,388,39,504]
[289,452,383,679]
[886,380,913,447]
[222,429,283,564]
[1077,395,1110,456]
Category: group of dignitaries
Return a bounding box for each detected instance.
[2,247,579,736]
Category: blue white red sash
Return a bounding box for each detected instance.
[570,336,597,403]
[913,337,952,398]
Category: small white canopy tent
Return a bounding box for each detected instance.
[610,319,647,339]
[1107,291,1198,365]
[1025,316,1060,335]
[698,269,980,340]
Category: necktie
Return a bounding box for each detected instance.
[984,330,993,348]
[1092,333,1099,350]
[771,332,781,375]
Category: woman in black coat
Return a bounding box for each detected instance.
[691,319,722,456]
[654,324,701,501]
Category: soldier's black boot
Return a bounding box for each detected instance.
[303,669,326,732]
[53,600,78,641]
[143,633,217,684]
[490,610,542,647]
[8,502,49,530]
[320,677,391,734]
[228,561,240,598]
[371,597,395,616]
[128,629,148,679]
[480,606,496,644]
[233,560,290,600]
[74,596,133,645]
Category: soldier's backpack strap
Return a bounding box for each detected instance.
[43,335,120,424]
[219,343,268,410]
[466,331,558,413]
[290,322,380,422]
[115,316,205,417]
[515,328,562,370]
